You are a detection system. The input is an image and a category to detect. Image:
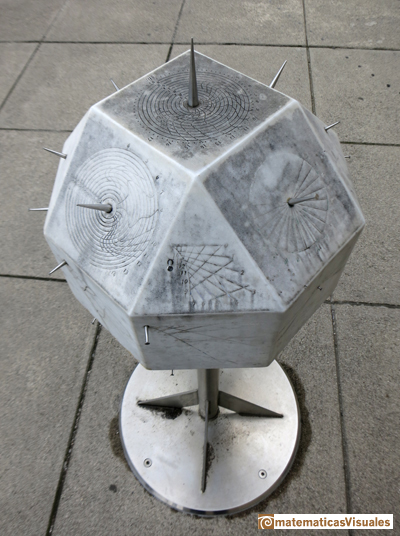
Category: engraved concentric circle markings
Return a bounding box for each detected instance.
[250,153,328,252]
[66,148,158,269]
[136,70,251,142]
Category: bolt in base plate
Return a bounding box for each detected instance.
[120,361,300,516]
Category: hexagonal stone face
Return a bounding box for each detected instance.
[44,50,364,370]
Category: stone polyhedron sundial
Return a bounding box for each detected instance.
[35,41,364,515]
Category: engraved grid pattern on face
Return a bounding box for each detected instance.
[66,148,158,269]
[149,324,242,365]
[136,70,251,142]
[173,245,254,305]
[250,153,328,252]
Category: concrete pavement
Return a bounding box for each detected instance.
[1,1,399,534]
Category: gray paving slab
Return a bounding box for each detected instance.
[0,0,397,533]
[0,278,97,536]
[0,44,169,131]
[171,44,312,109]
[0,131,70,279]
[0,0,65,41]
[0,44,36,106]
[52,305,346,535]
[175,0,306,46]
[306,0,400,49]
[310,48,400,145]
[45,0,182,43]
[334,145,400,305]
[335,305,400,531]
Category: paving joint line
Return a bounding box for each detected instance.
[330,302,352,531]
[166,0,186,63]
[0,43,41,112]
[1,41,399,52]
[167,43,400,52]
[341,141,400,148]
[0,1,396,529]
[0,273,66,283]
[0,0,69,113]
[45,322,102,536]
[0,127,73,133]
[327,299,400,310]
[301,0,316,115]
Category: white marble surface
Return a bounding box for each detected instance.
[44,50,364,370]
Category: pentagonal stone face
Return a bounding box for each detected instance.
[65,148,158,270]
[204,104,364,308]
[45,109,190,313]
[44,50,364,370]
[99,50,290,171]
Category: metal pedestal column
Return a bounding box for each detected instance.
[197,369,219,419]
[120,363,300,516]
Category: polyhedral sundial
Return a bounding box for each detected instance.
[32,40,364,515]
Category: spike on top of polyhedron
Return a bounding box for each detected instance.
[98,47,291,170]
[188,38,199,108]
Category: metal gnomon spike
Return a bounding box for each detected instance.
[43,147,67,159]
[110,78,120,91]
[325,121,340,131]
[49,260,67,275]
[269,60,287,89]
[188,38,199,108]
[77,203,112,213]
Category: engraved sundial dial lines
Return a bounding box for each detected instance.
[149,324,248,366]
[66,148,158,270]
[173,245,254,305]
[250,153,328,253]
[134,69,253,146]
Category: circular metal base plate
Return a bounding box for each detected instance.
[120,362,300,516]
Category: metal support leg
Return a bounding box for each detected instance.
[201,400,209,493]
[197,369,219,419]
[138,389,198,408]
[218,391,282,417]
[138,368,281,417]
[138,367,220,415]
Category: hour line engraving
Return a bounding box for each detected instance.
[250,153,328,252]
[173,245,254,304]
